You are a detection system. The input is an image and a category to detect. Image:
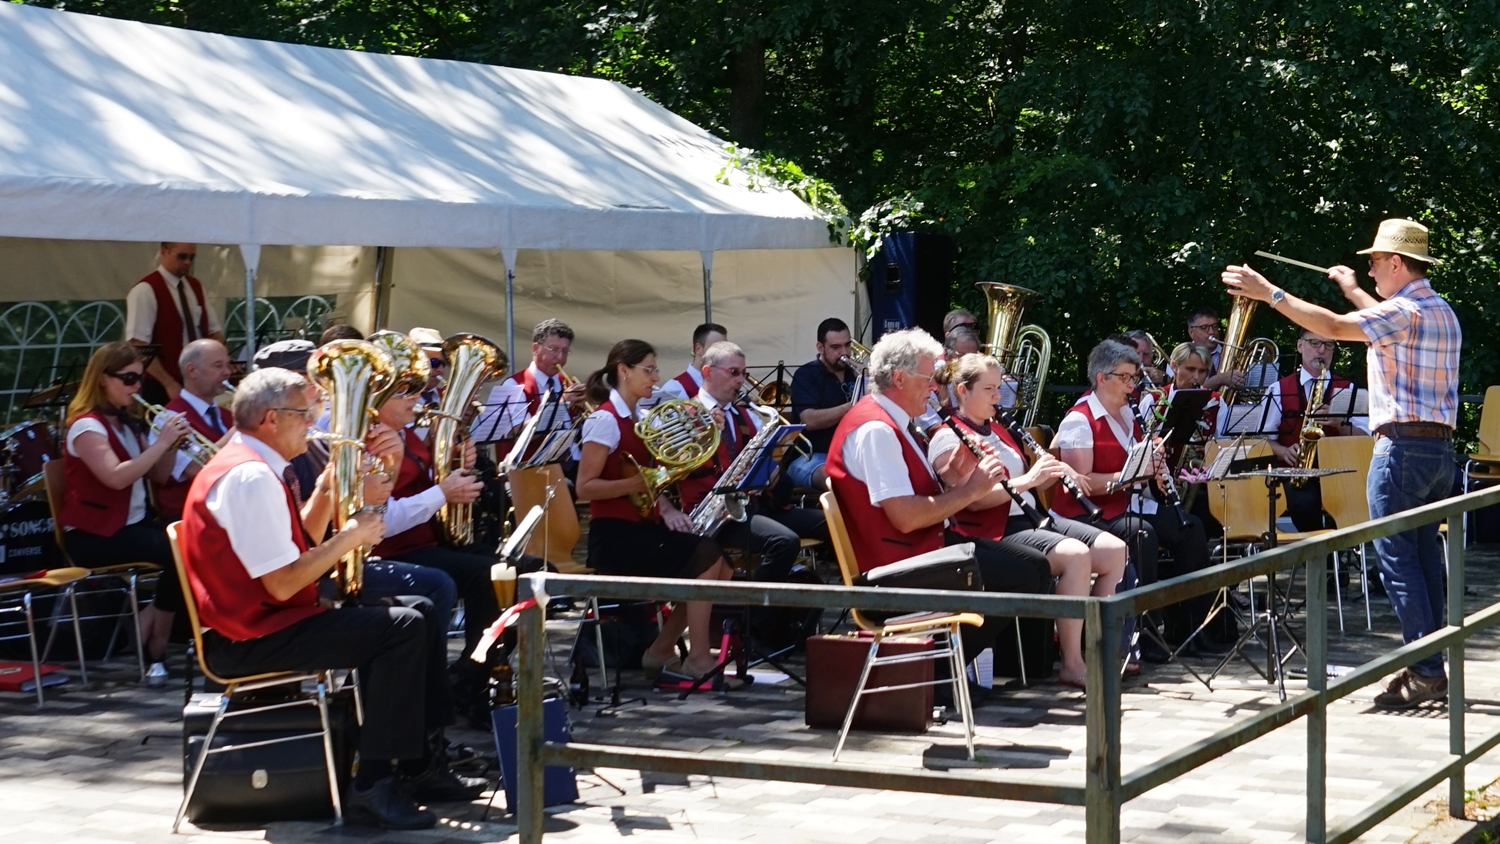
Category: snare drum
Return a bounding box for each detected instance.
[1,422,57,499]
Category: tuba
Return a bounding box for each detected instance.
[366,330,432,409]
[627,399,721,518]
[977,282,1052,428]
[430,333,506,546]
[1217,297,1280,407]
[306,339,395,599]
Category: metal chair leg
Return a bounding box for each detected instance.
[1360,546,1372,630]
[1332,552,1344,633]
[314,677,344,826]
[1013,617,1027,687]
[24,593,43,708]
[67,585,88,685]
[833,634,882,761]
[590,597,609,693]
[175,691,230,832]
[128,573,146,681]
[948,625,975,760]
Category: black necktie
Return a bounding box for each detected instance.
[282,465,303,509]
[725,406,738,446]
[174,279,199,342]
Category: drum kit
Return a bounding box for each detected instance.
[0,376,75,574]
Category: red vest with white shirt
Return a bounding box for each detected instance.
[671,371,698,398]
[60,412,143,537]
[589,404,658,525]
[827,397,944,572]
[676,400,758,512]
[137,271,210,384]
[373,428,441,558]
[154,395,232,520]
[1275,371,1352,447]
[945,414,1024,542]
[1053,394,1140,521]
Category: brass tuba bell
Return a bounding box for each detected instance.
[430,333,506,546]
[1217,296,1280,407]
[976,282,1052,428]
[627,398,721,518]
[366,330,432,409]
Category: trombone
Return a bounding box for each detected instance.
[131,395,219,467]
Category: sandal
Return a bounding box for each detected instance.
[641,652,683,681]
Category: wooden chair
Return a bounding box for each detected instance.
[819,491,982,762]
[166,523,350,832]
[1463,386,1500,545]
[0,567,89,706]
[1294,436,1376,631]
[41,461,159,680]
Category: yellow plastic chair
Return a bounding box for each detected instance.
[0,567,89,706]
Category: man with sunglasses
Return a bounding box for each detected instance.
[661,322,728,401]
[1223,218,1461,710]
[407,327,447,406]
[126,242,224,404]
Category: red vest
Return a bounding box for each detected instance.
[373,428,441,558]
[676,401,758,512]
[180,441,321,642]
[136,271,210,384]
[154,395,232,520]
[1053,395,1140,521]
[60,412,143,537]
[1275,372,1353,447]
[671,371,698,398]
[945,415,1024,542]
[589,405,658,524]
[827,397,944,572]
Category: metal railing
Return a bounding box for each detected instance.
[511,484,1500,844]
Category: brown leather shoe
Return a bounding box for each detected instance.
[1372,669,1448,710]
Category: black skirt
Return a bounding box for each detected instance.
[587,518,718,579]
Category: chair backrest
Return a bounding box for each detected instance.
[166,521,232,687]
[819,490,880,632]
[1315,435,1375,529]
[42,460,72,565]
[1202,438,1275,542]
[1478,386,1500,455]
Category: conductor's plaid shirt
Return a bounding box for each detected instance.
[1355,278,1462,429]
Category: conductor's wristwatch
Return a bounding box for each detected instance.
[1269,288,1286,308]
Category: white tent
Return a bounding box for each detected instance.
[0,3,854,370]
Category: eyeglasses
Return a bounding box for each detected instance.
[539,345,570,357]
[1105,371,1142,385]
[630,364,660,376]
[427,358,447,369]
[275,406,318,422]
[711,365,746,378]
[106,370,144,386]
[904,370,936,385]
[1367,254,1390,268]
[1188,322,1219,332]
[1300,339,1335,349]
[174,252,196,262]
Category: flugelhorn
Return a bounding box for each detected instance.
[627,398,720,518]
[132,395,219,467]
[306,339,395,599]
[1217,296,1279,407]
[977,282,1052,428]
[838,340,870,374]
[431,333,506,546]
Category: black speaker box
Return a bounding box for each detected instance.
[867,232,955,341]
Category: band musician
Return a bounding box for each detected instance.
[787,318,858,491]
[1170,306,1248,393]
[661,322,728,401]
[150,339,235,523]
[125,243,223,403]
[826,329,1050,661]
[680,341,823,582]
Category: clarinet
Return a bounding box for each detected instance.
[1125,384,1191,528]
[939,413,1054,532]
[992,408,1104,523]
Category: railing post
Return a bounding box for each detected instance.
[1306,549,1328,843]
[1448,516,1466,819]
[516,582,547,844]
[1085,599,1122,844]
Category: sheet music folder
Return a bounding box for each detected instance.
[713,424,805,494]
[1154,388,1212,446]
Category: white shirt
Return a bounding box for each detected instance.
[839,393,936,506]
[125,265,223,345]
[1238,366,1370,437]
[146,389,222,482]
[382,433,449,536]
[475,363,574,443]
[206,433,301,580]
[66,416,148,527]
[660,366,703,401]
[580,389,640,452]
[1053,393,1156,515]
[928,422,1032,516]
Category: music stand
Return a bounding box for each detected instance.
[1153,389,1213,448]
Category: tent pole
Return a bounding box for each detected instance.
[240,244,262,368]
[372,246,394,330]
[701,251,714,323]
[502,248,519,371]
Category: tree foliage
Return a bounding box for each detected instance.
[26,0,1500,405]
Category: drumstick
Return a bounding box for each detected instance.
[1253,250,1330,274]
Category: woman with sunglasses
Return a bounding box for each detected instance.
[61,342,193,682]
[1052,340,1215,662]
[929,354,1128,690]
[576,340,733,683]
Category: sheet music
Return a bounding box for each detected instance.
[1221,397,1277,436]
[1323,384,1368,422]
[1205,439,1259,480]
[1115,440,1156,487]
[514,424,581,470]
[470,394,529,443]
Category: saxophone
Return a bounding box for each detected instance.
[430,333,506,546]
[1291,374,1329,486]
[687,404,783,536]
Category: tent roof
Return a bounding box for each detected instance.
[0,4,837,252]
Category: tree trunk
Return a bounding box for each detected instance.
[729,39,766,146]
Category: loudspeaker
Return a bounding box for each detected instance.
[866,232,955,341]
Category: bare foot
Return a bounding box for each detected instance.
[139,605,174,662]
[1057,666,1088,690]
[681,655,720,678]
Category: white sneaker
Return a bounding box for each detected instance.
[145,662,169,688]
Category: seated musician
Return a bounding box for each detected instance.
[680,341,822,582]
[151,339,235,524]
[1140,342,1223,538]
[943,308,980,338]
[929,354,1128,689]
[576,340,734,681]
[1174,306,1246,392]
[1052,340,1219,658]
[409,327,447,406]
[661,322,728,401]
[826,329,1048,659]
[1114,330,1166,388]
[179,368,454,829]
[1264,329,1367,531]
[787,318,859,491]
[61,342,192,684]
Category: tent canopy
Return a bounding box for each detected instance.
[0,3,837,253]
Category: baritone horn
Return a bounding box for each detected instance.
[627,399,721,518]
[306,339,395,599]
[431,333,506,546]
[1217,296,1280,407]
[977,282,1052,428]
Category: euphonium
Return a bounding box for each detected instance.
[1291,374,1329,486]
[431,333,506,546]
[306,339,395,599]
[1217,297,1280,407]
[977,281,1052,428]
[627,399,721,518]
[367,330,432,409]
[131,395,219,467]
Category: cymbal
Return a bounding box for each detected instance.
[24,380,77,407]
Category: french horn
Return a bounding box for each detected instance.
[627,398,720,518]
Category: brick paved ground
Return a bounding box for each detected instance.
[3,544,1499,844]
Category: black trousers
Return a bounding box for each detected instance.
[65,521,181,613]
[945,530,1051,657]
[1097,509,1212,643]
[206,604,428,762]
[717,515,800,581]
[393,545,499,654]
[1284,478,1332,532]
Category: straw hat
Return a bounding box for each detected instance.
[1356,218,1442,266]
[407,327,445,349]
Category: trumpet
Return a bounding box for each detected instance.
[555,366,594,413]
[131,395,218,467]
[838,339,870,373]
